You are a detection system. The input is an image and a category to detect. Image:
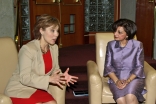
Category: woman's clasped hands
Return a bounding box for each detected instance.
[115,79,130,89]
[49,68,78,89]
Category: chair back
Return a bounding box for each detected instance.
[0,37,18,94]
[95,33,114,76]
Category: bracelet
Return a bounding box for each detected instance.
[114,79,119,85]
[127,78,131,83]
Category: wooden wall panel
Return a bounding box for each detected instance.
[60,2,84,47]
[136,0,155,57]
[29,0,85,47]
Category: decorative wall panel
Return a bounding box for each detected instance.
[20,0,31,41]
[85,0,114,32]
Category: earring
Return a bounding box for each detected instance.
[126,36,128,39]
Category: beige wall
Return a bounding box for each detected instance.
[0,0,16,39]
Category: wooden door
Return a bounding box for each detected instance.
[29,0,60,45]
[29,0,85,48]
[136,0,155,57]
[59,0,85,47]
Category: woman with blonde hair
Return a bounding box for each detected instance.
[5,14,78,104]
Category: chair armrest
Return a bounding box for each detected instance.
[48,85,66,104]
[0,94,12,104]
[87,60,102,104]
[144,61,156,104]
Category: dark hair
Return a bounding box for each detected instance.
[33,14,60,39]
[112,19,137,40]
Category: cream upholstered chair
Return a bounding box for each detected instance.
[87,33,156,104]
[0,37,66,104]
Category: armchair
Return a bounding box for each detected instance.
[87,33,156,104]
[0,37,66,104]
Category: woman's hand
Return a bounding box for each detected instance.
[126,78,131,85]
[115,79,127,89]
[49,70,66,89]
[63,68,78,87]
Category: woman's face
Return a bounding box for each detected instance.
[40,25,59,45]
[114,26,127,41]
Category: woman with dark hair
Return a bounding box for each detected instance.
[104,19,146,104]
[5,14,78,104]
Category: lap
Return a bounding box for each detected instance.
[109,78,145,102]
[11,89,55,104]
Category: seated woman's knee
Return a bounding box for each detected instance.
[125,94,138,103]
[116,97,126,104]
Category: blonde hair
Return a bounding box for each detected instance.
[33,14,60,39]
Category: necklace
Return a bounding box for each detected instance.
[120,41,128,47]
[40,45,49,54]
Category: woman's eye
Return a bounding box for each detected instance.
[118,31,122,34]
[51,30,54,32]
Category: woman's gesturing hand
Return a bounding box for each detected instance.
[63,68,79,87]
[49,70,66,89]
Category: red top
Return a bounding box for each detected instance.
[43,50,52,74]
[10,50,55,104]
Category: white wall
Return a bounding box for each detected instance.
[0,0,15,39]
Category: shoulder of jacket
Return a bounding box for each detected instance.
[108,40,116,45]
[130,39,143,49]
[21,40,39,54]
[132,39,143,45]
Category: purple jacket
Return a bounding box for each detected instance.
[104,39,145,83]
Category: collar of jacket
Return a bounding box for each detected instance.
[114,39,134,49]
